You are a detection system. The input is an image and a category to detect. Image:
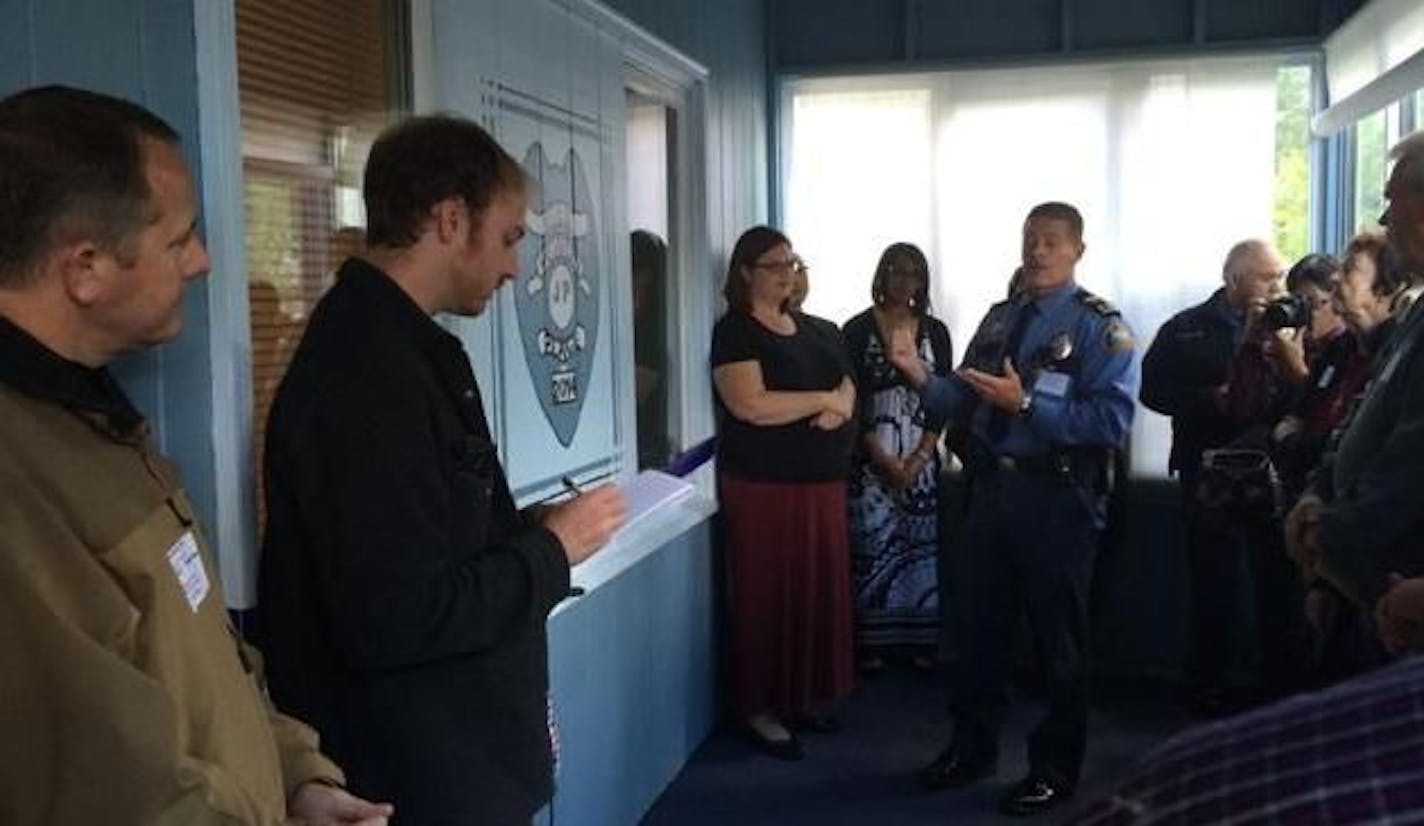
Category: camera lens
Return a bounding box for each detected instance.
[1262,293,1310,330]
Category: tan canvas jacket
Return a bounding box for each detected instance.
[0,383,343,825]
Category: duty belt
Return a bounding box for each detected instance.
[994,453,1070,476]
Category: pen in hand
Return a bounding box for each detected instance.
[559,475,587,596]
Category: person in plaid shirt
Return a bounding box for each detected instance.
[1068,573,1424,826]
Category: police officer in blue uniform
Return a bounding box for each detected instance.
[889,202,1137,816]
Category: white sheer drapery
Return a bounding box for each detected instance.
[782,55,1281,477]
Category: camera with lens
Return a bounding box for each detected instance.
[1261,293,1311,330]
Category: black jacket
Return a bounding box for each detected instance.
[1314,302,1424,605]
[1140,289,1244,476]
[257,259,571,825]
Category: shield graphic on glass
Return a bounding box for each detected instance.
[515,143,601,447]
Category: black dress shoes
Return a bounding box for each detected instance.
[997,775,1072,816]
[918,748,996,791]
[744,727,804,761]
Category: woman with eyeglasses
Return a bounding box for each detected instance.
[841,243,953,675]
[1269,252,1348,500]
[711,225,857,761]
[1281,234,1412,685]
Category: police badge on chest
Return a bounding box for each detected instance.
[1030,331,1075,398]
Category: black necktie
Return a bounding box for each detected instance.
[985,302,1035,445]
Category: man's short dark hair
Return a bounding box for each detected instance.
[1285,252,1340,294]
[722,225,792,314]
[0,85,180,287]
[1025,201,1084,240]
[363,114,526,249]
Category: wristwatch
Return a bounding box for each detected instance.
[1016,392,1034,418]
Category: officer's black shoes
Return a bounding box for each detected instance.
[918,748,996,791]
[997,774,1073,816]
[743,726,805,761]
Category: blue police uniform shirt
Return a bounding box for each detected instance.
[920,280,1138,457]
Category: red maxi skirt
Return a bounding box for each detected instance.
[720,473,856,721]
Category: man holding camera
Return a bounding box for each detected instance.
[1140,239,1297,713]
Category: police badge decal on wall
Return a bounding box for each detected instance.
[515,142,601,447]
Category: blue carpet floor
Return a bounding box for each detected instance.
[642,665,1197,825]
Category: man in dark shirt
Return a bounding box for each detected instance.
[1139,238,1288,713]
[258,115,626,826]
[1286,130,1424,614]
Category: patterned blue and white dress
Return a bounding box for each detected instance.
[842,309,953,654]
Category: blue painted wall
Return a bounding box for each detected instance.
[547,523,718,826]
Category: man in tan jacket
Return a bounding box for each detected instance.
[0,86,392,825]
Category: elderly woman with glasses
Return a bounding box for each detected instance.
[1280,234,1413,683]
[711,225,857,761]
[841,242,953,674]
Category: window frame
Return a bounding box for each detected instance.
[608,17,715,491]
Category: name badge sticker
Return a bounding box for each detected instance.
[1033,371,1072,398]
[166,532,210,613]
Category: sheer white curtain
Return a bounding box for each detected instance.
[783,55,1281,477]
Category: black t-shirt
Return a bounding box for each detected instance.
[711,310,855,482]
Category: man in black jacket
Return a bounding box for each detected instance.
[1139,239,1286,713]
[257,115,626,826]
[1286,130,1424,617]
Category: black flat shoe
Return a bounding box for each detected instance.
[787,714,841,734]
[918,748,995,791]
[744,727,804,761]
[997,775,1072,816]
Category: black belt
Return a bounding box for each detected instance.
[994,453,1069,476]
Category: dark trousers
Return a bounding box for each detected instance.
[947,467,1098,787]
[1180,469,1245,690]
[1180,471,1312,698]
[1251,524,1313,698]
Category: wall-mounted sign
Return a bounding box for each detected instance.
[515,142,602,447]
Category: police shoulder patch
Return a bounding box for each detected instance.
[1076,290,1120,317]
[1104,321,1135,353]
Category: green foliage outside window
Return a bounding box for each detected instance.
[1273,66,1310,262]
[1355,110,1388,234]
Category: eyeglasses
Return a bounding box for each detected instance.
[753,256,808,276]
[884,264,924,278]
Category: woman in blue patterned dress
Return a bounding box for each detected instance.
[842,243,953,671]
